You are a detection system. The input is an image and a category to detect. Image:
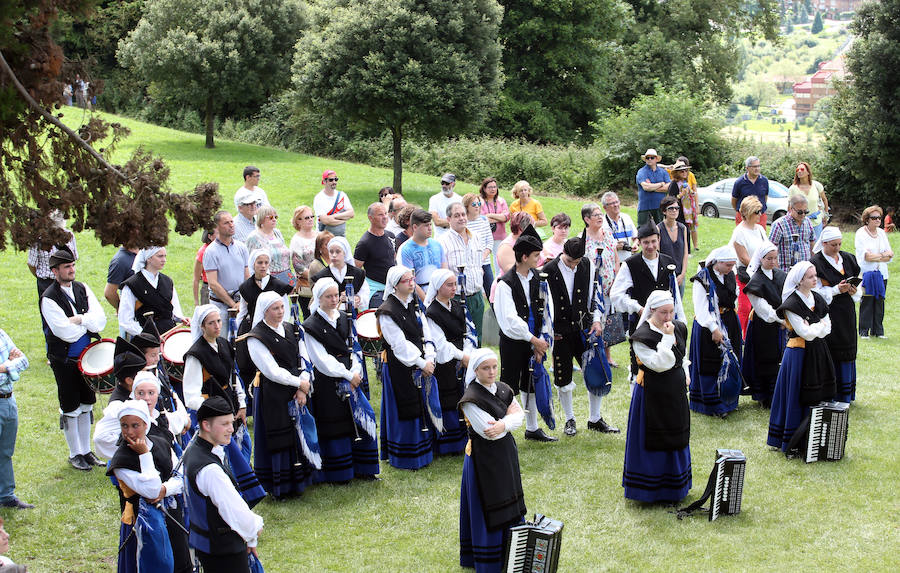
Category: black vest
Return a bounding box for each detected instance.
[630,321,690,451]
[183,437,246,555]
[624,252,677,307]
[122,271,176,332]
[184,337,239,413]
[238,275,293,331]
[312,265,367,296]
[426,299,467,409]
[744,267,787,311]
[777,291,836,405]
[811,251,860,362]
[690,268,743,374]
[458,381,526,531]
[543,256,592,335]
[40,281,94,362]
[303,311,355,439]
[247,322,301,451]
[106,430,174,519]
[497,267,543,341]
[376,294,426,419]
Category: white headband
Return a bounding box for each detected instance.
[253,291,284,328]
[248,249,271,271]
[117,399,151,426]
[747,241,777,276]
[191,304,219,342]
[384,265,413,298]
[131,246,164,272]
[423,269,455,308]
[327,236,355,267]
[635,290,675,332]
[707,245,738,267]
[812,226,842,254]
[310,277,339,315]
[465,348,498,388]
[781,260,815,302]
[130,370,161,397]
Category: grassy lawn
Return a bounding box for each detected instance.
[1,111,898,571]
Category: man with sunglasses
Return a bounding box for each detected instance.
[314,169,355,236]
[768,195,816,272]
[428,173,462,239]
[635,149,671,226]
[732,156,769,227]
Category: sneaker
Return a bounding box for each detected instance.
[564,419,577,437]
[860,334,870,339]
[877,334,888,339]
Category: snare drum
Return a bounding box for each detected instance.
[161,328,192,383]
[78,338,116,394]
[355,309,382,358]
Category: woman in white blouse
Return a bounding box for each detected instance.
[729,196,768,335]
[119,246,187,337]
[855,205,893,338]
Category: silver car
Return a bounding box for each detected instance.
[697,178,789,222]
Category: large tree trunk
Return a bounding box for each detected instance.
[391,124,402,194]
[205,95,215,148]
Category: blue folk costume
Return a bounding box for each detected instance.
[622,290,692,503]
[741,242,788,407]
[377,265,438,470]
[810,227,861,403]
[246,291,316,497]
[303,278,379,482]
[424,269,472,455]
[768,261,836,452]
[688,246,744,417]
[458,349,527,573]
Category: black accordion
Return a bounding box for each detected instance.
[804,401,849,463]
[677,449,746,522]
[503,514,564,573]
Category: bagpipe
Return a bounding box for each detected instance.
[698,265,746,403]
[456,266,480,351]
[226,307,253,461]
[411,290,443,434]
[528,273,556,430]
[581,247,613,396]
[288,293,322,470]
[341,281,378,442]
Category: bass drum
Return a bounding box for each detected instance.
[161,327,192,383]
[355,309,382,358]
[77,338,117,394]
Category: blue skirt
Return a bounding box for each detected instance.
[117,521,137,573]
[379,363,435,470]
[767,348,809,451]
[741,318,786,405]
[253,389,314,497]
[834,361,856,403]
[622,383,692,503]
[688,322,738,416]
[314,434,380,483]
[435,407,468,456]
[459,454,515,573]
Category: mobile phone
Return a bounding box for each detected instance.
[846,276,863,287]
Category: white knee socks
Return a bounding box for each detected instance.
[588,393,604,423]
[522,392,539,432]
[558,384,575,421]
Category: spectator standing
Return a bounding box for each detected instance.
[104,245,138,310]
[479,177,510,269]
[290,206,318,318]
[602,191,638,264]
[63,83,73,106]
[203,211,251,320]
[440,203,486,344]
[542,213,571,261]
[768,195,815,273]
[463,193,494,297]
[392,204,417,251]
[27,210,77,300]
[232,165,269,210]
[508,181,548,227]
[635,148,671,225]
[730,196,769,335]
[855,206,893,338]
[354,202,396,308]
[245,205,295,286]
[0,329,31,509]
[233,190,258,244]
[667,159,700,251]
[398,210,446,301]
[789,162,829,240]
[192,230,216,306]
[732,156,769,227]
[657,197,689,296]
[385,196,408,236]
[428,173,463,239]
[314,169,354,236]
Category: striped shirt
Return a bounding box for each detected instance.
[439,228,484,295]
[27,234,78,279]
[466,215,493,260]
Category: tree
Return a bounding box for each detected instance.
[0,0,220,251]
[118,0,305,148]
[292,0,503,193]
[811,10,824,33]
[825,0,900,207]
[490,0,626,143]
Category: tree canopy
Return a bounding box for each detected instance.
[292,0,503,193]
[118,0,305,148]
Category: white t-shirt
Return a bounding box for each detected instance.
[730,223,768,266]
[314,189,353,236]
[428,192,462,238]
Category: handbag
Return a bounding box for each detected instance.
[602,312,627,347]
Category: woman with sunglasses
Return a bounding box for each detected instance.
[246,205,295,286]
[730,196,769,335]
[464,192,495,296]
[855,205,893,338]
[290,205,318,317]
[789,162,829,240]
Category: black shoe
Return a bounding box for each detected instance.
[587,418,620,433]
[0,497,34,509]
[564,419,577,437]
[84,451,106,467]
[69,454,92,471]
[524,429,558,442]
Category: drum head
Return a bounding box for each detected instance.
[161,329,193,364]
[356,310,379,340]
[78,339,115,376]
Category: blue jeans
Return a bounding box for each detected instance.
[481,264,494,298]
[0,396,18,501]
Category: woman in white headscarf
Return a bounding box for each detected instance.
[688,245,744,418]
[181,304,266,507]
[118,246,187,337]
[767,261,835,453]
[245,291,315,497]
[457,348,526,571]
[424,269,473,455]
[302,278,379,482]
[311,235,370,311]
[810,227,862,403]
[376,265,437,470]
[740,241,788,408]
[622,290,692,503]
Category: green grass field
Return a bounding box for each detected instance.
[1,111,898,572]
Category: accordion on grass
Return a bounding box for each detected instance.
[677,449,746,522]
[503,514,564,573]
[801,401,850,463]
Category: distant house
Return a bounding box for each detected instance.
[813,0,861,19]
[792,57,846,118]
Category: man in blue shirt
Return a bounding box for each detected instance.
[635,148,671,226]
[397,209,446,300]
[731,156,769,227]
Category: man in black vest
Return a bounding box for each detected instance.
[39,246,108,471]
[183,396,264,573]
[610,220,683,381]
[543,233,619,436]
[495,226,555,442]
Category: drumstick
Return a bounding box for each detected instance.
[234,332,254,343]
